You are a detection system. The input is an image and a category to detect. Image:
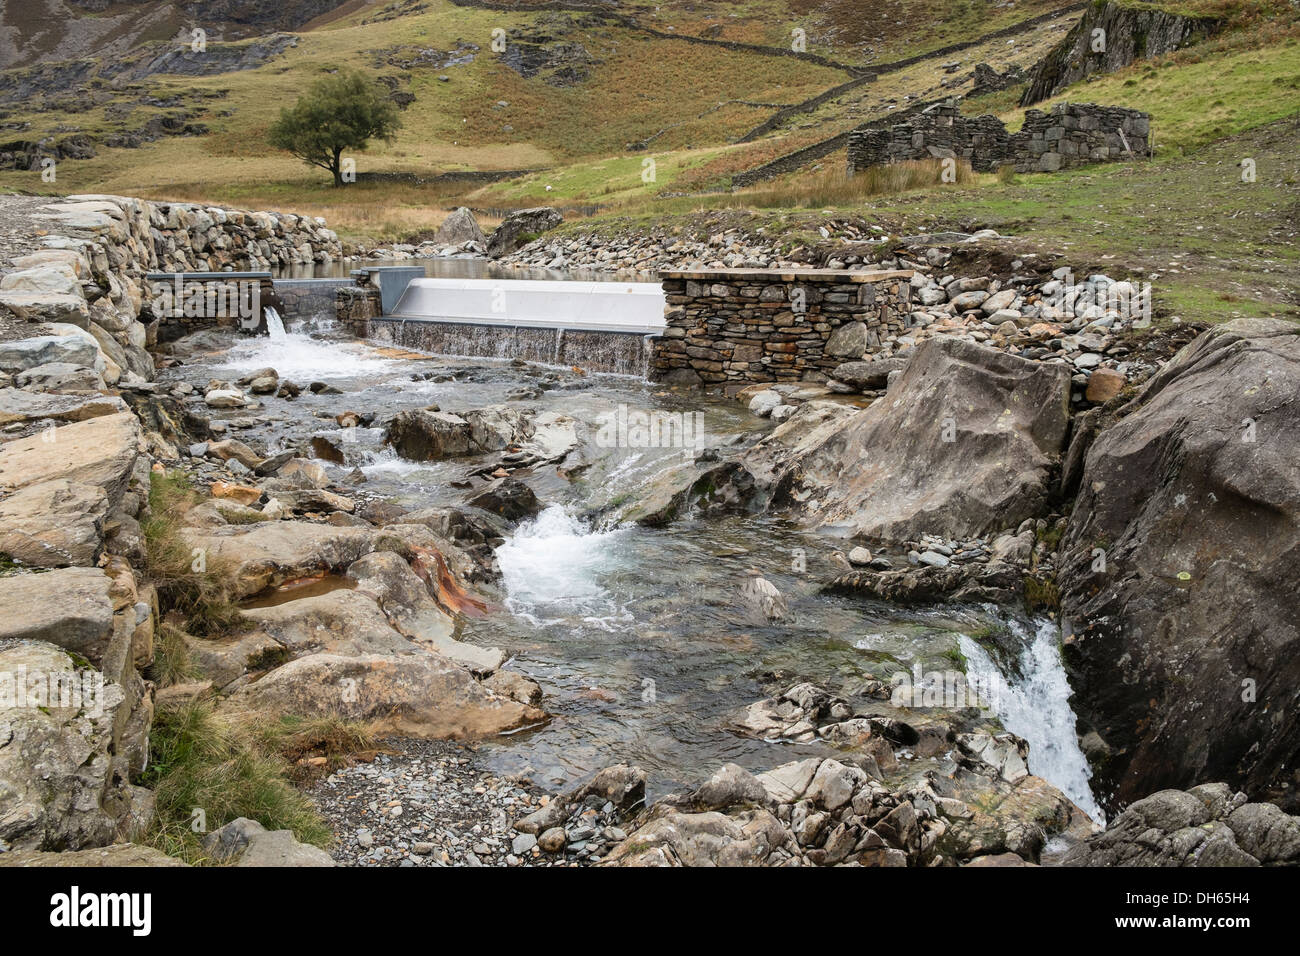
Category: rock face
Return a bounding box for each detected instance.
[0,640,154,851]
[1059,319,1300,811]
[734,336,1072,542]
[485,207,563,258]
[1022,1,1220,105]
[1061,783,1300,867]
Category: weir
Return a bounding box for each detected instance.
[347,275,666,376]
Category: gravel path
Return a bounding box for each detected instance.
[0,194,55,267]
[0,193,61,342]
[308,737,584,867]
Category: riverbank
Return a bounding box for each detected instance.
[2,192,1299,868]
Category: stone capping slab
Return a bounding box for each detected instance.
[659,268,915,283]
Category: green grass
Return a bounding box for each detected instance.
[142,471,246,636]
[141,700,374,863]
[147,622,198,688]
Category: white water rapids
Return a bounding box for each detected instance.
[960,618,1104,822]
[207,301,1104,814]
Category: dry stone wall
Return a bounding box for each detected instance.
[652,268,913,392]
[847,102,1150,176]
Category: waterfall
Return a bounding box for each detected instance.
[264,306,286,341]
[959,617,1104,823]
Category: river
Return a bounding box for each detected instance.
[166,301,1102,818]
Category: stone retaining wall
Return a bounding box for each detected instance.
[847,102,1150,176]
[336,285,382,337]
[652,268,913,392]
[274,277,355,322]
[0,194,344,384]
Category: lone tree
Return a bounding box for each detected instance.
[268,69,401,186]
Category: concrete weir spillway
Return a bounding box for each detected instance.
[366,276,667,377]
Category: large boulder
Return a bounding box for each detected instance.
[432,207,486,246]
[0,388,127,427]
[228,651,542,738]
[202,817,334,867]
[1059,319,1300,811]
[182,521,383,598]
[0,330,101,371]
[733,336,1072,542]
[0,567,115,663]
[485,207,563,258]
[385,405,532,461]
[0,479,109,567]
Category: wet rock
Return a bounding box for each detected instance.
[468,477,541,522]
[385,405,532,461]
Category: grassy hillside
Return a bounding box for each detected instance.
[0,0,1295,297]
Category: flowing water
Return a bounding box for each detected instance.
[167,304,1101,811]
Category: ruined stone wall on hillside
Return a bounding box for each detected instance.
[846,101,1150,176]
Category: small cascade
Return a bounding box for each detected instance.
[264,306,286,341]
[365,318,653,377]
[960,617,1104,822]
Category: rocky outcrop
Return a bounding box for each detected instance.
[228,651,541,738]
[1062,784,1300,866]
[431,207,485,247]
[1059,319,1300,812]
[730,336,1072,543]
[384,405,533,461]
[0,636,154,852]
[485,207,563,258]
[202,816,334,867]
[599,749,1084,867]
[1021,1,1220,105]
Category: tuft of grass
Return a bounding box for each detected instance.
[141,701,374,863]
[142,471,246,636]
[147,622,198,688]
[141,700,337,863]
[1024,576,1061,613]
